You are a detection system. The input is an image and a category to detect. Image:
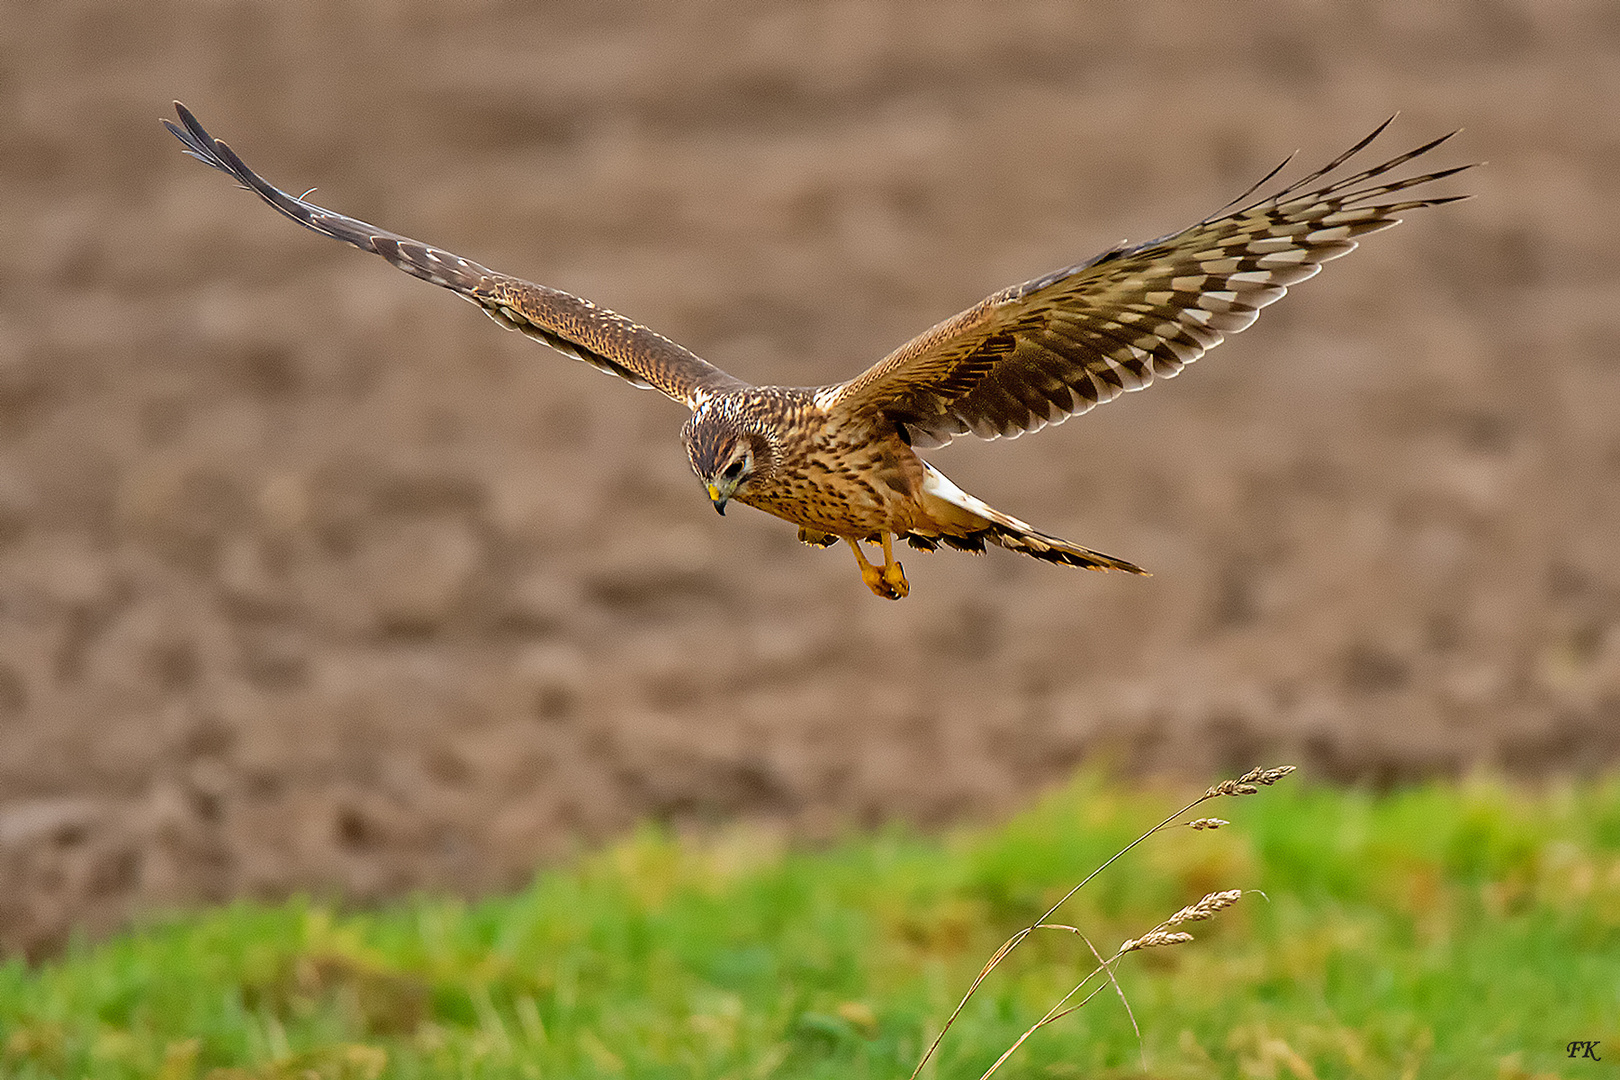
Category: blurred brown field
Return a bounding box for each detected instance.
[0,0,1615,956]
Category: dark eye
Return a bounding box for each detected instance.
[722,460,746,480]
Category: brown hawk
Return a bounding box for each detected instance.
[166,103,1470,599]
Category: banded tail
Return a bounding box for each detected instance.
[903,464,1146,574]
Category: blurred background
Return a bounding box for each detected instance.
[0,0,1614,957]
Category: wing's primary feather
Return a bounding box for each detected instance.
[165,102,747,410]
[826,120,1474,447]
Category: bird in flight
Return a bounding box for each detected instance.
[166,103,1470,599]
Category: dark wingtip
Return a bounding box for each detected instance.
[164,101,228,172]
[1420,163,1477,184]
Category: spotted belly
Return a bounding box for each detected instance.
[742,440,923,539]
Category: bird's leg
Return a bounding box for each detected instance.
[844,537,885,597]
[845,536,905,600]
[877,532,909,598]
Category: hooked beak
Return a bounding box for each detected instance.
[707,483,728,515]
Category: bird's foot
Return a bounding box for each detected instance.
[859,565,907,600]
[879,560,909,599]
[858,561,902,600]
[847,534,909,600]
[876,532,909,599]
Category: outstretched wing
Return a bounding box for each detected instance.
[825,118,1473,447]
[165,102,747,410]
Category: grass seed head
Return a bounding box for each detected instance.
[1166,890,1243,926]
[1206,764,1296,798]
[1120,930,1194,953]
[1187,818,1228,830]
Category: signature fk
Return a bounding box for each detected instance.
[1568,1041,1602,1061]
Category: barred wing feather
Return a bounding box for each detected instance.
[165,103,746,410]
[828,118,1472,448]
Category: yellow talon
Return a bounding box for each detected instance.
[846,535,908,600]
[878,533,908,598]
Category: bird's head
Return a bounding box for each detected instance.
[682,406,771,515]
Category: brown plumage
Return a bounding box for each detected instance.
[167,103,1472,599]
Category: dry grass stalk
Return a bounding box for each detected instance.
[906,764,1295,1080]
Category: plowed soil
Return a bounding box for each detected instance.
[2,0,1617,957]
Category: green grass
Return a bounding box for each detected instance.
[3,771,1618,1079]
